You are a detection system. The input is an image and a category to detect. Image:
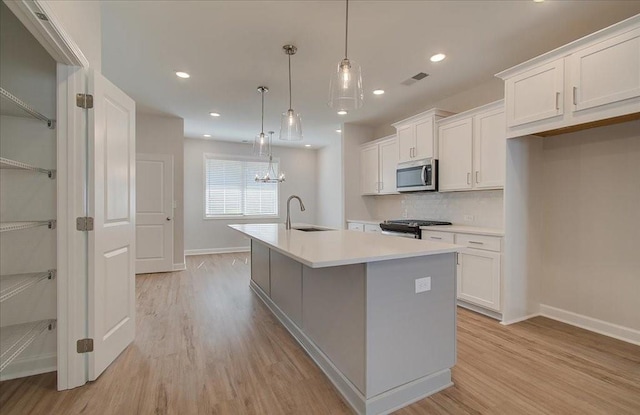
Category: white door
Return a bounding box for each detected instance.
[135,153,173,274]
[473,108,506,189]
[438,118,473,192]
[505,59,564,127]
[457,249,501,312]
[569,27,640,113]
[396,125,414,162]
[360,144,379,195]
[378,138,398,194]
[88,69,136,380]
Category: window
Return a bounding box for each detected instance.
[204,155,279,218]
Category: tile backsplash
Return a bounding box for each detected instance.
[374,190,504,229]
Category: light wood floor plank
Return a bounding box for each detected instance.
[0,253,638,414]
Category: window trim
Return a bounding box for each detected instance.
[202,153,281,220]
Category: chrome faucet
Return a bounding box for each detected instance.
[286,195,306,230]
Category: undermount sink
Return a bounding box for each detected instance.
[293,227,333,232]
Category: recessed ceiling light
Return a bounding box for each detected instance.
[203,134,211,138]
[373,89,385,95]
[305,144,311,147]
[337,110,348,115]
[533,0,544,2]
[430,53,446,63]
[336,129,342,133]
[209,112,221,117]
[175,71,190,78]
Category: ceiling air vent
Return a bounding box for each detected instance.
[401,72,429,86]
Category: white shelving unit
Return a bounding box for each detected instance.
[0,270,55,303]
[0,319,56,372]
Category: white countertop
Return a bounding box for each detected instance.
[229,223,460,268]
[420,225,504,236]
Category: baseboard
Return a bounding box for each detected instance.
[0,352,56,381]
[539,304,640,346]
[173,262,186,271]
[250,280,453,415]
[184,247,250,256]
[457,300,502,321]
[500,312,541,326]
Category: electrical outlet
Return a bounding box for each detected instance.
[415,277,431,293]
[463,215,474,223]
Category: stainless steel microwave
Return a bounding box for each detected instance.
[396,158,437,192]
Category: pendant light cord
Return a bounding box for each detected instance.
[261,89,265,134]
[344,0,349,59]
[288,53,293,110]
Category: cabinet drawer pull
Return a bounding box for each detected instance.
[475,171,479,184]
[573,86,577,106]
[430,236,442,240]
[555,92,560,110]
[469,241,484,245]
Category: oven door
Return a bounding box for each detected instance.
[396,159,436,192]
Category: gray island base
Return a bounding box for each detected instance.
[230,224,458,415]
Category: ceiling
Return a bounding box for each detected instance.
[101,1,640,148]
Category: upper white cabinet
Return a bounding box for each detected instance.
[392,109,455,162]
[505,59,565,128]
[438,101,505,192]
[569,27,640,113]
[497,16,640,138]
[360,135,399,195]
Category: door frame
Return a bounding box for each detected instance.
[5,0,91,390]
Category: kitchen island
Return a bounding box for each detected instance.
[229,223,460,415]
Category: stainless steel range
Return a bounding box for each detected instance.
[379,219,452,239]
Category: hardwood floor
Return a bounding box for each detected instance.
[1,253,639,414]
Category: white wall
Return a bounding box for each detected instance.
[184,139,317,253]
[136,112,185,267]
[42,0,102,70]
[540,121,640,332]
[316,135,344,229]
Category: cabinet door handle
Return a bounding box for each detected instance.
[467,172,471,185]
[555,92,560,110]
[468,241,484,245]
[430,236,442,240]
[456,253,461,266]
[573,86,577,106]
[475,171,479,184]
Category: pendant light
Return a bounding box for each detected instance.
[255,131,286,183]
[279,45,303,141]
[328,0,363,113]
[252,86,271,158]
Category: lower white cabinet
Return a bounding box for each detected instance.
[364,223,381,233]
[347,222,364,231]
[457,248,501,312]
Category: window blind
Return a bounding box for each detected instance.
[205,156,278,217]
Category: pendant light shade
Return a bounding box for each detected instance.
[255,132,286,183]
[253,86,271,158]
[328,0,363,112]
[280,45,303,141]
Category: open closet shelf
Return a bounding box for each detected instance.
[0,270,56,303]
[0,87,55,129]
[0,221,56,233]
[0,319,56,373]
[0,157,55,179]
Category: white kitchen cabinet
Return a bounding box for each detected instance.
[364,224,381,233]
[347,222,364,232]
[359,135,398,195]
[438,117,473,191]
[457,249,501,312]
[393,109,454,163]
[569,27,640,113]
[438,101,505,192]
[497,16,640,138]
[505,59,565,128]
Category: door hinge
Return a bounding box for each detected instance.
[76,93,94,109]
[76,216,94,231]
[77,338,94,353]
